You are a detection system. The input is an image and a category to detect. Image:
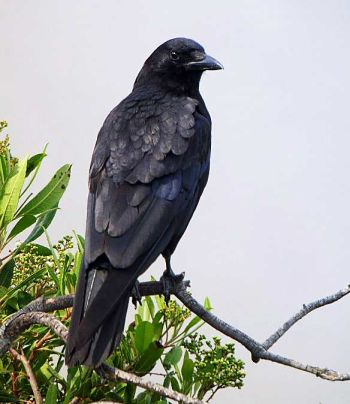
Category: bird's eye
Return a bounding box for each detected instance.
[170,51,179,61]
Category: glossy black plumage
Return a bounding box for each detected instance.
[65,38,222,367]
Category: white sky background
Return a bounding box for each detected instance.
[1,1,350,402]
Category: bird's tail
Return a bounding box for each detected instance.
[65,258,136,367]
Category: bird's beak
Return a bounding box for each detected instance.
[185,54,224,71]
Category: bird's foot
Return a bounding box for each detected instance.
[131,280,142,308]
[160,269,185,304]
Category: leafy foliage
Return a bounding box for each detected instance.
[0,123,245,402]
[0,240,245,402]
[0,121,71,268]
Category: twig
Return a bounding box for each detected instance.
[0,312,68,355]
[29,330,52,362]
[174,282,263,357]
[1,308,205,403]
[69,398,82,404]
[98,364,206,404]
[262,284,350,350]
[10,347,43,404]
[258,351,350,381]
[0,279,350,386]
[90,402,122,404]
[172,279,350,381]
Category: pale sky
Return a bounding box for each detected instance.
[1,1,350,403]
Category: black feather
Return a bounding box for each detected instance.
[65,37,221,367]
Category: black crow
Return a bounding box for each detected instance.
[65,38,222,367]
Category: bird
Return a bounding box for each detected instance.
[65,37,223,367]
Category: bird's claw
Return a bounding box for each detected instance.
[160,270,185,305]
[131,280,142,308]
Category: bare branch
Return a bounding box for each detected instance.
[0,312,68,355]
[1,278,350,389]
[90,402,121,404]
[172,279,350,381]
[10,347,43,404]
[98,364,206,404]
[69,398,83,404]
[1,308,204,403]
[173,281,264,357]
[262,284,350,350]
[258,351,350,381]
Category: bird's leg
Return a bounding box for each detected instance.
[131,280,142,308]
[160,256,185,304]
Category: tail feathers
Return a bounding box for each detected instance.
[67,289,130,367]
[84,293,130,366]
[65,262,136,368]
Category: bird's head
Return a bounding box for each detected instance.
[134,38,223,91]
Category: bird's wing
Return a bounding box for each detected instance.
[66,92,211,366]
[85,91,211,269]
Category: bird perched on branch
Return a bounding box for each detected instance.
[65,38,223,367]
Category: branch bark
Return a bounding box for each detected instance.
[10,347,43,404]
[172,279,350,381]
[98,364,206,404]
[0,306,205,404]
[0,278,349,402]
[262,284,350,350]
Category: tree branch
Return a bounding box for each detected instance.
[97,364,206,404]
[10,347,43,404]
[0,278,349,395]
[0,307,205,404]
[172,279,350,381]
[262,284,350,350]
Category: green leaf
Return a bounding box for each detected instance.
[135,391,152,404]
[0,267,45,305]
[137,298,151,321]
[24,208,57,244]
[0,155,10,189]
[5,294,20,310]
[0,394,18,403]
[0,286,8,297]
[19,243,52,256]
[134,314,143,327]
[154,293,166,311]
[193,381,201,396]
[135,321,154,353]
[125,383,137,403]
[46,263,60,291]
[153,320,163,340]
[163,375,171,388]
[18,164,71,216]
[47,364,67,387]
[135,341,164,374]
[170,376,181,392]
[0,137,11,189]
[204,297,213,311]
[32,351,51,372]
[73,231,85,252]
[0,158,27,227]
[7,214,36,240]
[181,351,194,385]
[17,290,33,307]
[164,346,182,367]
[26,153,46,177]
[153,311,163,324]
[183,315,203,335]
[21,144,48,197]
[145,296,155,318]
[0,259,14,288]
[66,366,79,385]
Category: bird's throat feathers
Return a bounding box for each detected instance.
[133,65,203,96]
